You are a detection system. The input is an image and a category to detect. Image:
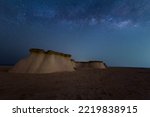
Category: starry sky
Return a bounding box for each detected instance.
[0,0,150,67]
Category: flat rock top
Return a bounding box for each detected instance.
[29,48,45,53]
[29,48,71,57]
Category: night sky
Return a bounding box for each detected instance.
[0,0,150,67]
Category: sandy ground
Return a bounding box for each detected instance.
[0,67,150,100]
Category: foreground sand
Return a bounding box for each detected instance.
[0,67,150,100]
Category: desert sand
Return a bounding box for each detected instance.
[0,66,150,100]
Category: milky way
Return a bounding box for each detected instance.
[0,0,150,67]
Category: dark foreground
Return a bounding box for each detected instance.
[0,67,150,100]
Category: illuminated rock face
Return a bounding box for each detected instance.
[10,48,107,73]
[75,61,107,70]
[10,49,75,73]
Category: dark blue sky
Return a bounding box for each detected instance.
[0,0,150,67]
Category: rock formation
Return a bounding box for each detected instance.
[10,48,107,73]
[10,48,74,73]
[75,61,107,70]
